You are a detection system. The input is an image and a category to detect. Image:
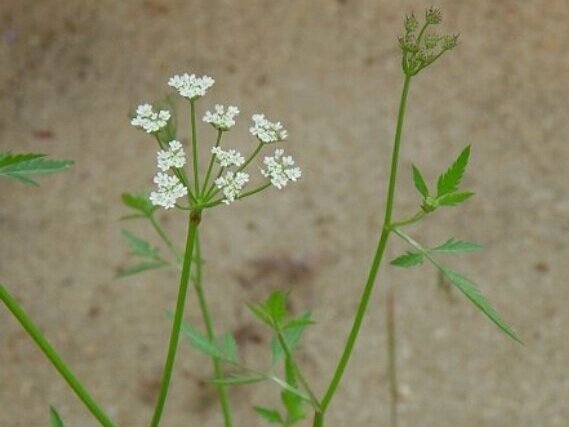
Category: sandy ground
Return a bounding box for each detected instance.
[1,0,568,426]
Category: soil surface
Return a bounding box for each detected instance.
[1,1,568,426]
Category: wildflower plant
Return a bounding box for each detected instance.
[0,8,521,427]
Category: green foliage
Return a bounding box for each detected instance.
[437,145,470,197]
[437,191,474,206]
[390,251,424,268]
[253,406,283,424]
[0,152,73,186]
[437,267,521,343]
[212,373,266,385]
[177,316,240,363]
[118,230,167,277]
[247,290,289,328]
[412,164,429,197]
[121,192,157,219]
[271,312,312,363]
[281,357,306,424]
[50,406,65,427]
[432,238,482,253]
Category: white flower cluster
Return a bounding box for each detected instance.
[131,104,171,133]
[261,149,302,189]
[249,114,288,143]
[168,73,215,100]
[149,173,188,209]
[215,171,249,205]
[203,105,240,131]
[211,146,245,167]
[157,140,186,171]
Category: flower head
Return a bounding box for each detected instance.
[157,140,186,171]
[215,171,249,204]
[203,105,240,131]
[249,114,288,143]
[168,73,215,100]
[211,146,245,168]
[261,149,301,189]
[149,172,188,209]
[131,104,171,133]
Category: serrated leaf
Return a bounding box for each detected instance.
[271,312,312,363]
[50,406,65,427]
[439,267,522,343]
[247,302,274,328]
[0,152,73,186]
[390,251,424,268]
[117,261,168,278]
[121,230,161,259]
[438,191,474,206]
[412,164,429,198]
[437,145,470,196]
[266,291,288,324]
[253,406,283,424]
[223,332,239,364]
[432,238,483,253]
[122,192,157,217]
[177,318,225,359]
[212,373,265,385]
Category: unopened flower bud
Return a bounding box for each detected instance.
[404,14,419,33]
[425,8,442,25]
[442,34,459,50]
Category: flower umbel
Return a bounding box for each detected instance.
[203,105,240,131]
[168,73,215,100]
[157,140,186,171]
[261,149,301,189]
[211,147,245,168]
[215,171,249,204]
[131,104,171,133]
[149,172,188,209]
[249,114,288,143]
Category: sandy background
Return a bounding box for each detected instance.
[1,0,568,426]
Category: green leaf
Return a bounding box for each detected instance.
[271,312,312,363]
[282,389,306,424]
[432,238,483,253]
[437,145,470,196]
[390,251,424,268]
[438,191,474,206]
[121,192,157,218]
[117,261,167,278]
[247,302,274,328]
[266,291,288,324]
[223,332,239,364]
[50,406,65,427]
[0,152,73,186]
[212,373,266,385]
[439,267,522,343]
[269,376,310,402]
[121,230,161,259]
[253,406,283,424]
[412,164,429,198]
[177,318,225,359]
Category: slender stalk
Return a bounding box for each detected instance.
[149,215,180,261]
[193,231,234,427]
[150,210,201,427]
[0,283,116,427]
[238,141,263,172]
[201,130,223,195]
[315,74,413,425]
[190,100,200,195]
[387,286,398,427]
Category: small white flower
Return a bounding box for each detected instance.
[157,140,186,171]
[261,149,301,189]
[203,105,240,131]
[249,114,288,143]
[211,146,245,168]
[149,172,188,209]
[131,104,171,133]
[215,171,249,204]
[168,73,215,100]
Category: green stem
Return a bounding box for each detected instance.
[387,286,398,427]
[238,141,263,172]
[201,130,223,195]
[193,231,234,427]
[0,283,116,427]
[149,215,180,262]
[190,101,200,195]
[150,210,201,427]
[315,74,413,425]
